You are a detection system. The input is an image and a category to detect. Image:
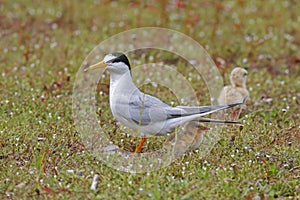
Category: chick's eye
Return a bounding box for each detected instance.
[243,73,248,76]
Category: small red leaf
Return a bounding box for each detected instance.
[42,186,52,194]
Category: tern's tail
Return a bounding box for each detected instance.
[175,101,244,117]
[196,117,242,125]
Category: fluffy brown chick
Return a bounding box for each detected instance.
[164,121,209,157]
[218,67,249,105]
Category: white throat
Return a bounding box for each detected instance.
[108,70,139,120]
[109,70,137,100]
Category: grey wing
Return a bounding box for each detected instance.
[128,92,171,125]
[165,103,242,119]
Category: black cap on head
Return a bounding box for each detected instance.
[110,52,131,70]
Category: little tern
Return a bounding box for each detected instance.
[86,52,242,153]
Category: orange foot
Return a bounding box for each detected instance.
[134,136,147,153]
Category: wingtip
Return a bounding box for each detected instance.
[227,101,244,108]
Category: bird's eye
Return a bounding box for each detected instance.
[106,59,114,63]
[243,73,248,76]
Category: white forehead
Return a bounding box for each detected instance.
[103,54,117,63]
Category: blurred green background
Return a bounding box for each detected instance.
[1,1,299,199]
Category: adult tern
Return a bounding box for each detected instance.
[86,52,242,153]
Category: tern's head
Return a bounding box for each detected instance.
[230,67,248,88]
[86,52,131,74]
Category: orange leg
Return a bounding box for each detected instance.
[134,136,147,153]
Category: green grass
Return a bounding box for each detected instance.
[1,0,299,199]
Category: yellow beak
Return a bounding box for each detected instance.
[85,60,107,71]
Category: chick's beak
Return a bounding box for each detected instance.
[84,60,107,71]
